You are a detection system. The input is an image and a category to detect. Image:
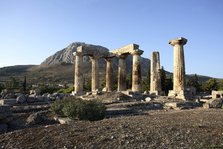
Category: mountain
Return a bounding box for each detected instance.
[40,42,110,67]
[0,42,150,85]
[39,42,150,75]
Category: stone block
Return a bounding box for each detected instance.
[16,94,26,104]
[0,99,17,106]
[165,102,178,108]
[203,103,210,109]
[27,95,36,103]
[145,97,152,102]
[0,124,8,133]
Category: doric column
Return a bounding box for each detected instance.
[168,37,187,100]
[150,51,162,94]
[170,37,187,91]
[105,57,113,92]
[131,50,143,92]
[73,51,83,94]
[91,56,99,92]
[117,54,127,91]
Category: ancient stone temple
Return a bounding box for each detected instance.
[168,37,188,100]
[73,45,110,95]
[150,51,162,95]
[111,44,143,92]
[73,44,144,95]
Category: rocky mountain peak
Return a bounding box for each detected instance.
[39,42,109,68]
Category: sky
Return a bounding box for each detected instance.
[0,0,223,78]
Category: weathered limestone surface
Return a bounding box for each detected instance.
[91,56,99,92]
[150,51,162,95]
[73,51,83,94]
[73,45,112,94]
[168,37,187,100]
[112,44,139,55]
[112,44,143,92]
[212,90,223,99]
[73,44,144,94]
[131,50,143,92]
[117,54,127,91]
[77,45,110,58]
[105,57,113,92]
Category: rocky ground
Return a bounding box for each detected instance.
[0,108,223,149]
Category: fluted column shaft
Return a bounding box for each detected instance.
[131,50,143,92]
[118,55,127,91]
[105,58,113,92]
[150,51,161,92]
[91,57,99,92]
[170,37,187,92]
[74,52,83,94]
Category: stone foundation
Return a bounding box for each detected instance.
[168,90,187,100]
[212,90,223,99]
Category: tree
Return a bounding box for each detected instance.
[164,77,173,95]
[0,84,4,93]
[187,74,200,92]
[126,73,132,89]
[5,77,18,90]
[159,67,173,95]
[142,70,150,91]
[83,77,91,92]
[201,78,218,91]
[218,80,223,90]
[160,66,166,91]
[22,76,27,92]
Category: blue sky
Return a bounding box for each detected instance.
[0,0,222,78]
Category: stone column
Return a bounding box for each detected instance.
[168,37,187,99]
[150,51,162,95]
[91,56,99,92]
[105,58,113,92]
[117,54,127,91]
[131,50,143,92]
[73,52,83,94]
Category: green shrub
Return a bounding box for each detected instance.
[50,99,66,116]
[50,97,106,121]
[76,100,107,121]
[57,87,73,94]
[39,85,59,95]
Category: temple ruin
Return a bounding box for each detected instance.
[73,37,189,100]
[111,44,143,92]
[73,44,143,95]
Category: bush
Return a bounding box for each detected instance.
[50,97,106,121]
[39,85,59,95]
[50,99,66,116]
[57,87,73,94]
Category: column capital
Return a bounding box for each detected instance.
[130,49,143,56]
[104,57,113,62]
[104,54,115,62]
[169,37,187,46]
[73,52,82,57]
[117,54,128,59]
[89,55,100,60]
